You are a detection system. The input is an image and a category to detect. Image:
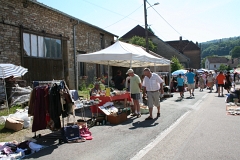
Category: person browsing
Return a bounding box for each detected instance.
[142,68,164,120]
[177,74,184,98]
[186,69,195,97]
[126,69,142,118]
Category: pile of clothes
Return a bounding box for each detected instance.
[0,140,44,159]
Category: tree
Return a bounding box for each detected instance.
[129,36,157,52]
[218,64,229,71]
[171,56,184,72]
[230,46,240,58]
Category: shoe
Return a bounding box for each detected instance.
[145,116,153,120]
[131,113,137,117]
[218,95,220,97]
[137,114,141,118]
[221,94,224,97]
[192,93,194,96]
[157,113,160,117]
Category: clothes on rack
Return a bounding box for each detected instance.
[29,80,73,132]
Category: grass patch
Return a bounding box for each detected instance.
[0,105,23,141]
[0,105,22,117]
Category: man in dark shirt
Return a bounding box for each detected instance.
[112,70,125,90]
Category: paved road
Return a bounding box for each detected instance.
[140,89,240,160]
[24,88,220,160]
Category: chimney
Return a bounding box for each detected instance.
[179,36,182,41]
[196,41,198,46]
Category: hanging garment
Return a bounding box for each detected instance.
[49,84,62,130]
[32,86,47,132]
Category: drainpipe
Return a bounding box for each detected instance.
[73,20,79,89]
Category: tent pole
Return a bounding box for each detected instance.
[168,65,171,93]
[77,62,79,91]
[3,79,9,114]
[108,61,110,87]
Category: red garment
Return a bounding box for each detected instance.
[216,74,225,84]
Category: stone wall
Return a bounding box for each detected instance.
[183,50,201,69]
[0,0,114,89]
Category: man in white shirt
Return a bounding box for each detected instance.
[142,68,164,120]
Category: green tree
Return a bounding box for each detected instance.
[230,46,240,58]
[171,56,184,72]
[129,36,157,52]
[218,64,228,71]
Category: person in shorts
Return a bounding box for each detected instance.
[216,71,226,97]
[142,68,164,120]
[185,69,195,97]
[126,69,142,118]
[177,74,184,98]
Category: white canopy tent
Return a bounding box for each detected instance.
[76,41,171,86]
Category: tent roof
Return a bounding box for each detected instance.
[77,41,170,68]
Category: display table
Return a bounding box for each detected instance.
[90,93,131,116]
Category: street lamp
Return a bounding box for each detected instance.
[144,0,159,52]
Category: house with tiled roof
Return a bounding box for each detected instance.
[205,57,229,70]
[120,25,190,68]
[166,37,201,69]
[205,57,240,70]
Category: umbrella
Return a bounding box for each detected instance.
[172,69,188,76]
[0,64,28,113]
[0,64,28,79]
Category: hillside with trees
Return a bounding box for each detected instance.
[201,36,240,58]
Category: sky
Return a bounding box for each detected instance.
[37,0,240,43]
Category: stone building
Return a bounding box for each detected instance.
[0,0,117,89]
[121,25,190,68]
[166,37,201,69]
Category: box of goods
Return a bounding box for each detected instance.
[107,113,127,125]
[5,117,24,131]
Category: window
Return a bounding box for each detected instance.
[77,51,86,77]
[23,33,62,58]
[100,33,105,49]
[214,65,216,68]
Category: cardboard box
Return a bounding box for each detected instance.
[5,117,24,131]
[107,113,127,125]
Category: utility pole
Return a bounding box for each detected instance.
[144,0,149,53]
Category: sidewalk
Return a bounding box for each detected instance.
[142,85,240,160]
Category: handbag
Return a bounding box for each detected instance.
[62,125,80,142]
[80,126,92,140]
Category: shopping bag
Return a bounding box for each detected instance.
[62,125,80,142]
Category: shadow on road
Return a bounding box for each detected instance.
[128,117,159,130]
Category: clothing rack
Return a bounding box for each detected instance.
[31,80,65,138]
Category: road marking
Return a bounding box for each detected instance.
[130,111,191,160]
[202,93,208,99]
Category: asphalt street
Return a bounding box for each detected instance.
[24,87,230,160]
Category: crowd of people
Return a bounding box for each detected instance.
[171,69,239,98]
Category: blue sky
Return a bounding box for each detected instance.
[37,0,240,43]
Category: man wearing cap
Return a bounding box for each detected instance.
[142,68,164,120]
[126,69,142,118]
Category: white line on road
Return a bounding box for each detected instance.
[130,111,191,160]
[202,93,208,99]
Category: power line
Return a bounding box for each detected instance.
[146,0,188,40]
[104,4,143,29]
[82,0,143,24]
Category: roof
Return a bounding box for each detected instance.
[166,40,200,52]
[120,25,155,39]
[227,58,240,68]
[29,0,118,37]
[207,57,229,63]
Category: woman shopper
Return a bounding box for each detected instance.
[224,71,232,93]
[207,72,214,93]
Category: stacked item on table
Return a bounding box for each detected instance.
[226,102,240,115]
[0,140,44,159]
